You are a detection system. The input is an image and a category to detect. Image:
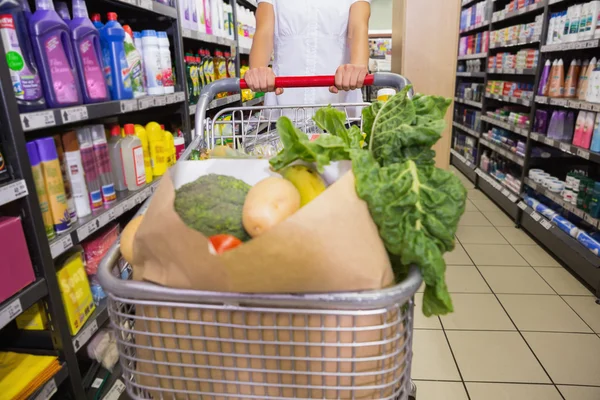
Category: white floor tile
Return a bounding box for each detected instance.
[466,383,562,400]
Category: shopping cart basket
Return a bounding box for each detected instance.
[97,73,422,400]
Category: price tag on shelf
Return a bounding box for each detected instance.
[182,28,191,38]
[120,0,136,4]
[559,142,571,152]
[138,97,155,110]
[165,94,176,104]
[0,299,22,330]
[0,180,27,206]
[73,319,98,351]
[530,132,539,140]
[540,219,553,230]
[552,98,568,107]
[572,208,585,219]
[544,137,555,146]
[531,212,542,222]
[77,220,100,241]
[154,95,167,107]
[139,0,153,9]
[20,110,55,131]
[508,194,519,203]
[175,92,186,102]
[501,189,511,197]
[50,235,73,259]
[583,213,599,228]
[60,106,88,124]
[577,148,590,160]
[104,380,126,400]
[120,99,137,113]
[33,378,56,400]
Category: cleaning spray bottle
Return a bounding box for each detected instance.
[123,25,146,98]
[69,0,109,104]
[0,0,46,112]
[29,0,82,107]
[99,12,133,100]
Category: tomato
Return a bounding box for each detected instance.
[208,234,243,255]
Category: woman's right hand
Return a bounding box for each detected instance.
[244,67,283,95]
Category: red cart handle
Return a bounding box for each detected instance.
[239,74,375,89]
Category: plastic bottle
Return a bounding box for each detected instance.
[141,30,164,95]
[75,126,102,209]
[565,59,580,98]
[134,124,152,184]
[29,0,82,107]
[174,135,185,160]
[100,12,133,100]
[587,64,600,102]
[90,12,102,29]
[26,141,55,239]
[52,134,76,222]
[0,0,46,112]
[549,59,565,98]
[69,0,109,104]
[35,137,71,233]
[61,130,90,218]
[583,58,598,100]
[573,111,587,146]
[225,51,235,78]
[577,3,589,41]
[122,25,146,98]
[538,60,552,96]
[157,31,174,93]
[89,124,116,204]
[120,124,146,191]
[581,111,596,149]
[185,54,195,104]
[145,121,167,176]
[590,113,600,152]
[577,59,590,98]
[197,51,205,88]
[54,1,69,22]
[161,124,175,166]
[203,50,213,85]
[107,124,127,191]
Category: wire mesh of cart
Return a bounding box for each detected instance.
[97,73,422,400]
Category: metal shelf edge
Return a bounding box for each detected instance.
[0,279,48,331]
[72,300,108,353]
[27,363,68,400]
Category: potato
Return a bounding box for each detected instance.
[121,215,144,265]
[243,177,301,238]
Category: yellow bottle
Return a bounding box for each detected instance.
[162,128,176,166]
[134,124,153,183]
[145,122,167,177]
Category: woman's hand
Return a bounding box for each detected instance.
[244,67,283,95]
[330,64,369,93]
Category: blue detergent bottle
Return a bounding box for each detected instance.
[90,12,102,29]
[0,0,46,112]
[68,0,109,103]
[99,12,132,100]
[29,0,82,107]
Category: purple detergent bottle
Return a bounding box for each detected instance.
[54,1,69,22]
[68,0,108,103]
[29,0,82,108]
[0,0,46,112]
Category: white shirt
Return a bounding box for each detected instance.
[257,0,370,109]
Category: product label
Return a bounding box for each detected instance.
[65,150,90,215]
[89,189,102,209]
[132,146,146,186]
[160,52,174,88]
[0,14,43,101]
[102,46,113,90]
[42,159,71,233]
[79,38,108,100]
[217,61,226,80]
[144,50,163,89]
[124,37,145,97]
[43,33,79,104]
[118,47,132,91]
[101,183,116,203]
[190,65,199,97]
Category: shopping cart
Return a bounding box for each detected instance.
[97,73,422,400]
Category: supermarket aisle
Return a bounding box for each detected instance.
[412,166,600,400]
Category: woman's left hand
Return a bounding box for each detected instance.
[330,64,369,93]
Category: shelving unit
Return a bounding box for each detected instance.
[451,0,600,298]
[0,0,259,398]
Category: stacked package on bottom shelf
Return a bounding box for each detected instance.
[0,353,61,400]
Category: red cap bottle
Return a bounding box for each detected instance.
[110,125,121,137]
[107,12,118,21]
[124,124,135,136]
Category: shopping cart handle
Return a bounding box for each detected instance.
[239,75,375,89]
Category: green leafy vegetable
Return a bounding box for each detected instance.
[269,87,466,316]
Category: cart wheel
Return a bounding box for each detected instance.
[409,380,417,400]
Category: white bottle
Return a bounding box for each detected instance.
[578,3,589,41]
[558,10,567,43]
[587,64,600,102]
[141,30,165,95]
[547,13,556,45]
[593,1,600,39]
[121,124,146,191]
[569,5,582,41]
[585,2,599,40]
[196,0,206,33]
[63,136,91,218]
[157,31,174,94]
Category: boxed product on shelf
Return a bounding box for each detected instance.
[56,249,96,336]
[16,302,49,331]
[493,0,543,19]
[490,15,543,46]
[453,133,478,164]
[483,127,527,157]
[546,1,600,45]
[458,31,489,55]
[458,59,483,73]
[480,151,522,193]
[488,49,539,70]
[454,107,482,131]
[0,216,35,303]
[488,107,530,128]
[82,223,120,304]
[486,80,534,99]
[460,0,492,31]
[456,82,484,102]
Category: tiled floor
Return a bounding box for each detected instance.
[413,167,600,399]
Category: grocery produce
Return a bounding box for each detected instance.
[121,214,144,264]
[174,174,251,241]
[242,177,301,237]
[280,165,327,207]
[270,87,467,317]
[208,234,242,254]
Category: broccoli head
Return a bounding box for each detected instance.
[174,174,252,241]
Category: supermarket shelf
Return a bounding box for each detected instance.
[27,363,68,400]
[452,121,481,138]
[239,46,251,55]
[492,1,546,24]
[243,97,264,107]
[485,93,532,107]
[460,21,490,35]
[457,52,488,61]
[189,94,242,115]
[456,71,486,78]
[113,0,178,18]
[519,203,600,295]
[490,36,540,50]
[0,179,28,207]
[488,67,536,75]
[480,138,525,166]
[20,93,185,132]
[535,95,600,112]
[476,168,520,219]
[96,363,125,400]
[450,149,477,183]
[480,115,529,138]
[541,38,600,53]
[72,300,108,353]
[461,0,481,8]
[0,279,47,331]
[454,97,482,108]
[237,0,257,8]
[529,131,598,163]
[49,180,160,261]
[181,29,236,47]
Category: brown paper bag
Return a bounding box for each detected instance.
[128,160,407,399]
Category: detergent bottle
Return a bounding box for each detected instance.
[99,12,133,100]
[0,0,46,112]
[68,0,109,104]
[145,122,167,177]
[161,124,175,166]
[29,0,82,107]
[54,1,69,22]
[134,124,152,184]
[123,24,146,98]
[90,12,102,29]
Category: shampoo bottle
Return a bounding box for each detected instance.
[69,0,109,104]
[99,12,133,100]
[549,59,565,98]
[573,111,587,146]
[29,0,82,107]
[565,59,580,98]
[590,112,600,152]
[538,60,552,96]
[0,0,47,112]
[581,111,596,149]
[26,141,55,239]
[564,111,575,142]
[581,58,597,99]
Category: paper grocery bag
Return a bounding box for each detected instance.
[129,159,404,399]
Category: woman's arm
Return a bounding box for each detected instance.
[331,1,371,93]
[246,2,282,94]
